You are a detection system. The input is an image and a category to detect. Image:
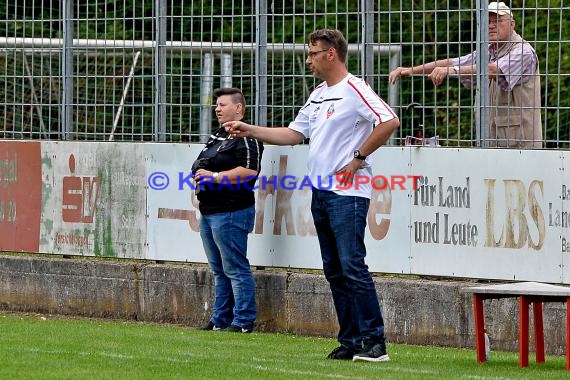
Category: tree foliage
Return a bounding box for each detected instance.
[0,1,568,145]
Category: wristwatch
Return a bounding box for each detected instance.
[353,150,367,160]
[212,172,219,183]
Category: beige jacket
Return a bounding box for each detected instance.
[488,36,543,148]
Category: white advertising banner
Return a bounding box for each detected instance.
[560,151,570,284]
[39,142,146,258]
[409,148,563,283]
[145,144,325,267]
[23,141,570,283]
[356,147,412,274]
[145,143,206,262]
[145,144,412,271]
[244,145,323,269]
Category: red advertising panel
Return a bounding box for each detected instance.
[0,141,42,252]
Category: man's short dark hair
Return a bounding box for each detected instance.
[213,87,246,111]
[308,29,348,63]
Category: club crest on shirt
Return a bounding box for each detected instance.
[326,104,335,119]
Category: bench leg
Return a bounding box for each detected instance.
[533,301,545,364]
[520,296,530,368]
[473,294,486,363]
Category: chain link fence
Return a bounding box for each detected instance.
[1,1,568,147]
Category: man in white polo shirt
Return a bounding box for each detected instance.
[224,28,399,362]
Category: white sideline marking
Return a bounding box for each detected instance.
[13,347,195,364]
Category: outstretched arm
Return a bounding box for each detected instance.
[223,121,305,146]
[389,58,457,85]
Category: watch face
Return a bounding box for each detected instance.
[353,150,366,160]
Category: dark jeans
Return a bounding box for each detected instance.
[311,188,386,349]
[199,205,256,330]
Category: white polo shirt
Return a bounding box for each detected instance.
[288,74,397,198]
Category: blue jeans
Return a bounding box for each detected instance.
[311,188,386,349]
[199,206,256,330]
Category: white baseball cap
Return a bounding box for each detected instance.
[488,2,513,18]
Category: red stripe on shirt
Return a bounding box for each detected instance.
[347,78,397,124]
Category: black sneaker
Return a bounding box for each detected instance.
[352,343,390,363]
[222,324,253,334]
[326,345,355,360]
[198,321,222,331]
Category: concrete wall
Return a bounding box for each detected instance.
[0,254,567,355]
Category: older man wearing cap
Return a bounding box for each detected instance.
[389,2,543,148]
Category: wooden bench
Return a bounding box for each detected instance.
[462,281,570,370]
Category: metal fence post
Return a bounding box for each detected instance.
[476,0,490,147]
[255,0,268,127]
[61,0,74,140]
[154,0,167,141]
[221,54,233,88]
[199,53,214,143]
[361,0,375,88]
